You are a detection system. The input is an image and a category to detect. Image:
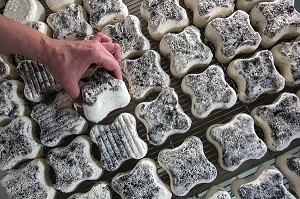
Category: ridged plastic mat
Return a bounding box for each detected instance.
[1,0,300,199]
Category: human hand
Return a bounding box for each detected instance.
[41,32,122,104]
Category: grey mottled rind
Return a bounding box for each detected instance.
[31,93,88,147]
[67,181,112,199]
[0,116,42,170]
[160,26,213,78]
[29,21,53,37]
[112,158,172,199]
[140,0,189,40]
[83,0,128,31]
[251,92,300,151]
[181,65,237,119]
[135,87,191,146]
[121,50,170,100]
[227,50,285,103]
[0,55,17,83]
[47,4,94,40]
[46,136,103,193]
[184,0,235,28]
[207,113,267,171]
[203,185,231,199]
[276,151,300,198]
[158,136,217,196]
[205,10,261,63]
[231,164,296,199]
[250,0,300,48]
[81,69,131,123]
[0,80,29,118]
[17,60,62,102]
[0,159,56,199]
[271,41,300,86]
[90,113,147,171]
[236,0,275,12]
[102,15,150,60]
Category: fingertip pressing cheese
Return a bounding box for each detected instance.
[45,0,83,13]
[4,0,45,24]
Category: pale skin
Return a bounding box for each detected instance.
[0,14,122,104]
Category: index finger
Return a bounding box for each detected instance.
[90,32,112,43]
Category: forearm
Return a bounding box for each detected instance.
[0,14,52,63]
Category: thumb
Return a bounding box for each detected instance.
[63,80,83,105]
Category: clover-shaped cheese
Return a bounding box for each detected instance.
[17,60,62,102]
[227,50,285,103]
[184,0,235,28]
[203,186,231,199]
[67,181,112,199]
[160,26,213,78]
[47,4,94,40]
[0,80,29,118]
[31,92,88,147]
[276,151,300,198]
[205,10,261,63]
[271,40,300,86]
[90,113,147,171]
[102,15,150,60]
[1,159,56,199]
[121,50,170,100]
[83,0,128,31]
[207,113,267,171]
[140,0,189,40]
[250,0,300,48]
[231,164,297,199]
[181,65,237,119]
[135,87,191,146]
[112,158,172,199]
[0,116,42,170]
[158,136,217,196]
[236,0,275,12]
[46,136,103,193]
[251,92,300,151]
[81,69,131,123]
[46,0,82,12]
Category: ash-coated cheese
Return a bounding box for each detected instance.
[4,0,45,24]
[205,10,261,63]
[45,0,83,12]
[81,69,130,123]
[102,15,150,60]
[181,65,237,119]
[271,40,300,86]
[184,0,235,28]
[206,113,267,171]
[121,50,171,100]
[158,136,217,196]
[31,92,88,147]
[236,0,275,12]
[0,80,30,118]
[0,55,17,84]
[0,158,57,199]
[276,151,300,198]
[46,136,103,193]
[112,158,172,199]
[29,21,53,37]
[250,0,300,48]
[231,164,297,199]
[227,50,285,103]
[135,87,191,146]
[140,0,189,40]
[251,92,300,151]
[67,181,112,199]
[83,0,128,31]
[47,4,94,40]
[0,116,42,170]
[17,60,62,102]
[90,113,148,171]
[160,26,213,78]
[203,185,231,199]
